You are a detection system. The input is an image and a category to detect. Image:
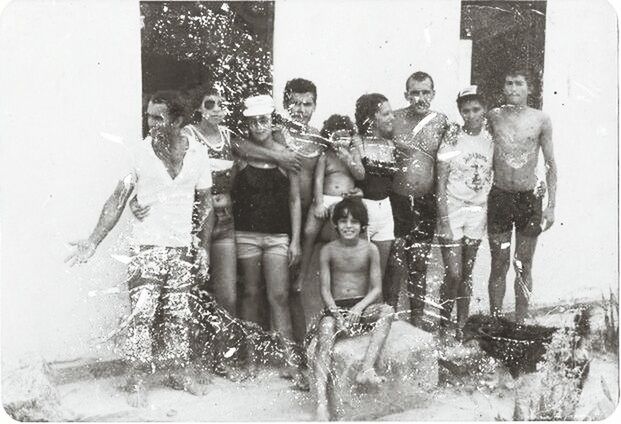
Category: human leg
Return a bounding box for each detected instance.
[488,232,512,317]
[236,232,265,327]
[355,304,394,386]
[439,238,463,329]
[210,238,237,315]
[457,237,481,330]
[315,316,337,421]
[513,233,538,324]
[263,235,294,340]
[295,211,326,290]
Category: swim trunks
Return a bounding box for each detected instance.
[389,192,437,242]
[487,185,542,237]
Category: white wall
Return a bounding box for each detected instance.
[1,0,142,363]
[0,0,617,364]
[273,0,465,125]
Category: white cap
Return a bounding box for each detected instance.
[243,95,275,117]
[457,85,479,100]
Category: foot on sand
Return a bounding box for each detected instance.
[355,368,386,387]
[315,403,331,421]
[167,371,209,396]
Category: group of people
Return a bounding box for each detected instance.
[65,68,556,417]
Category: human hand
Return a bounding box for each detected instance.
[64,239,97,267]
[344,187,364,198]
[129,196,150,221]
[277,149,303,173]
[541,207,555,232]
[288,242,301,267]
[313,202,329,219]
[437,219,454,241]
[534,180,547,198]
[346,304,364,327]
[334,312,347,333]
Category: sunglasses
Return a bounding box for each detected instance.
[203,97,223,110]
[248,116,271,127]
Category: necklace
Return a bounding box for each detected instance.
[191,124,225,152]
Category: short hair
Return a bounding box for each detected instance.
[355,93,388,136]
[189,85,222,123]
[504,66,534,88]
[457,95,485,111]
[320,114,356,139]
[149,90,186,123]
[283,78,317,107]
[405,71,435,91]
[331,198,369,229]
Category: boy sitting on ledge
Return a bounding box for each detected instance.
[311,197,394,421]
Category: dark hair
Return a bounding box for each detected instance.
[320,114,356,139]
[504,66,534,88]
[457,95,485,111]
[189,85,222,123]
[283,78,317,107]
[405,71,435,91]
[355,93,388,136]
[149,90,186,123]
[331,198,369,229]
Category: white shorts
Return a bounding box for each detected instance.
[323,194,343,210]
[445,198,486,240]
[362,197,395,242]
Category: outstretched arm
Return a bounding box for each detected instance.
[65,174,135,266]
[540,114,556,231]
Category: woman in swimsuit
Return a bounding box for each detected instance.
[353,93,397,291]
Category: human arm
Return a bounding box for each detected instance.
[232,133,302,173]
[64,174,135,266]
[312,153,328,218]
[540,114,556,231]
[288,170,302,266]
[193,188,215,281]
[319,245,346,329]
[336,146,365,181]
[436,145,454,241]
[348,244,382,326]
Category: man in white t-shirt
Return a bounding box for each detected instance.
[65,91,214,406]
[436,85,493,338]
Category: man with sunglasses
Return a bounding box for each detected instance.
[389,71,448,329]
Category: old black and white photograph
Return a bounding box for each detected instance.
[0,0,619,421]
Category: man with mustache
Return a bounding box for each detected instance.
[390,71,448,329]
[486,67,556,324]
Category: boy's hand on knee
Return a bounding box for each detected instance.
[346,305,364,327]
[313,204,329,219]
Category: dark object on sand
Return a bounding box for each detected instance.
[461,310,591,387]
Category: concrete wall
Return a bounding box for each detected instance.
[0,0,617,364]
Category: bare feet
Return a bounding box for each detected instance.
[167,371,209,396]
[355,368,386,387]
[316,403,330,421]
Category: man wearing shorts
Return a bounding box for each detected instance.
[391,71,448,327]
[487,67,556,324]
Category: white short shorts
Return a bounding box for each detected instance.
[362,197,395,242]
[444,198,487,240]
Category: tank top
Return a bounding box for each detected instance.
[231,164,291,235]
[182,124,234,194]
[358,137,397,200]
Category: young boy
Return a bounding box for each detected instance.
[313,198,394,421]
[293,115,365,292]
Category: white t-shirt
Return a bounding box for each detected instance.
[128,136,212,247]
[438,129,493,205]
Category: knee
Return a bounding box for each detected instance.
[242,283,262,301]
[492,255,511,274]
[378,304,395,320]
[513,256,532,274]
[318,318,336,340]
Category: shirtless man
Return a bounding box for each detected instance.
[487,67,556,324]
[390,72,448,327]
[313,198,394,421]
[235,78,323,343]
[65,92,214,406]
